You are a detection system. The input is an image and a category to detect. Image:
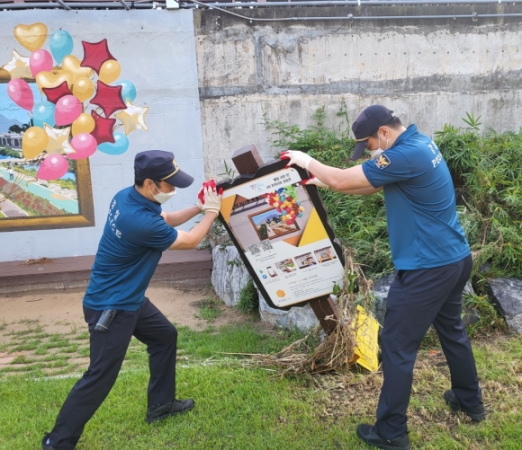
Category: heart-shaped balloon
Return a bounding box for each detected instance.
[14,23,48,52]
[36,69,73,91]
[62,55,93,84]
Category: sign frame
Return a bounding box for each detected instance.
[216,159,345,311]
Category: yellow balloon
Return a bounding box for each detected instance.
[72,76,95,102]
[22,127,49,159]
[36,68,73,91]
[14,23,48,52]
[98,59,121,84]
[62,55,93,84]
[72,113,95,137]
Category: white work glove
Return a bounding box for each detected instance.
[201,185,222,216]
[197,179,217,211]
[302,175,329,189]
[280,150,315,171]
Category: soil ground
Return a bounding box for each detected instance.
[0,284,252,371]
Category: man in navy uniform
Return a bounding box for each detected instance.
[43,150,222,450]
[281,105,485,450]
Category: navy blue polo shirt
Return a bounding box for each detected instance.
[83,186,178,311]
[362,124,470,270]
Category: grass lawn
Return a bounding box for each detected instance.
[0,319,521,449]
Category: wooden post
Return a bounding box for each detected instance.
[231,144,265,175]
[230,145,340,335]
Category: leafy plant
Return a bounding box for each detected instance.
[236,278,259,315]
[462,292,508,338]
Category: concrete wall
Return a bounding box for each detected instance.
[0,10,203,262]
[3,4,522,262]
[194,4,522,178]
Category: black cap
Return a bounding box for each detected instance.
[134,150,194,188]
[351,105,394,160]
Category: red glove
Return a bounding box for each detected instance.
[197,180,222,209]
[302,175,329,189]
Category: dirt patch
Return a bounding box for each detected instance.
[0,283,249,343]
[0,283,256,375]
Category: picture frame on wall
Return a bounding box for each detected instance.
[0,77,95,232]
[216,159,345,311]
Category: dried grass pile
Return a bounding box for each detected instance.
[251,248,378,376]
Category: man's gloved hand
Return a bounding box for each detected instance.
[197,180,218,210]
[201,185,222,216]
[302,175,329,189]
[280,150,315,171]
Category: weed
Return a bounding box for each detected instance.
[196,297,224,322]
[236,278,259,315]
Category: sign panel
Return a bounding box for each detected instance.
[217,160,345,310]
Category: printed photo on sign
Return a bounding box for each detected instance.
[275,258,297,274]
[314,246,337,263]
[295,252,317,269]
[227,181,311,252]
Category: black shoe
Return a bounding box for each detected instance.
[42,433,53,450]
[146,399,195,423]
[41,433,76,450]
[444,390,486,422]
[356,424,411,450]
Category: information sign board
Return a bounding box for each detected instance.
[217,159,345,310]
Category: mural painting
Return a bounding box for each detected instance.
[0,22,148,231]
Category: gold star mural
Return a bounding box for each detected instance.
[114,100,149,135]
[2,49,32,79]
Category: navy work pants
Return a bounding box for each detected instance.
[47,297,178,449]
[375,254,481,439]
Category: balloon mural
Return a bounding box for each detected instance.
[2,22,149,180]
[263,185,305,226]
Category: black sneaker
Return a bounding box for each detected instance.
[444,390,486,422]
[146,399,195,423]
[356,424,411,450]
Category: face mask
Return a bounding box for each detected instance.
[369,135,388,159]
[149,183,176,204]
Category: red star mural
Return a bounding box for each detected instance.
[42,81,72,104]
[80,39,116,74]
[91,110,116,144]
[89,81,126,118]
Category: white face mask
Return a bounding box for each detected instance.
[369,135,388,159]
[149,183,176,204]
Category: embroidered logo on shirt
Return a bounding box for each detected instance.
[375,154,391,169]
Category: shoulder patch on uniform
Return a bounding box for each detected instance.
[374,154,391,169]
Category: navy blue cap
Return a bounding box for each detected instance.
[134,150,194,188]
[351,105,394,160]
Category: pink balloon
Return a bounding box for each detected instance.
[68,133,97,160]
[55,95,82,126]
[7,79,34,111]
[37,154,69,180]
[30,49,53,77]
